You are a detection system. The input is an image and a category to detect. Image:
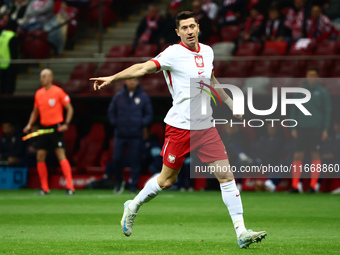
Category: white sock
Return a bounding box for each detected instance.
[264,179,276,192]
[128,174,162,212]
[220,180,246,238]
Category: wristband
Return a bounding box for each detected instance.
[224,97,233,111]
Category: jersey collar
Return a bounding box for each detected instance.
[179,42,201,53]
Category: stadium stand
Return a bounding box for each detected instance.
[220,25,240,42]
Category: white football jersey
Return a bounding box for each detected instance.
[151,42,215,130]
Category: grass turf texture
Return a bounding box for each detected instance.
[1,190,339,255]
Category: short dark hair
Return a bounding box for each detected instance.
[175,11,197,28]
[306,66,319,74]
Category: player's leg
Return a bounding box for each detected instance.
[121,124,189,236]
[121,164,181,236]
[55,147,74,193]
[210,159,267,248]
[36,149,49,194]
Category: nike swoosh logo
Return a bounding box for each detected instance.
[198,71,204,75]
[236,194,240,197]
[123,217,128,231]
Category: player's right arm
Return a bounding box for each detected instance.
[90,61,158,91]
[23,107,39,134]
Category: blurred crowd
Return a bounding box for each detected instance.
[134,0,340,47]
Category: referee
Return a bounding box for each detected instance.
[23,69,75,195]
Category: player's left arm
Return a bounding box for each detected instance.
[211,72,242,120]
[59,103,74,132]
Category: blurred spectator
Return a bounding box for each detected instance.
[159,0,180,46]
[0,20,18,95]
[107,78,153,193]
[202,0,219,21]
[325,0,340,24]
[8,0,28,28]
[218,0,245,27]
[192,0,212,43]
[261,6,286,42]
[306,5,339,43]
[241,4,264,42]
[23,0,63,55]
[284,0,307,41]
[134,4,163,46]
[0,122,24,165]
[290,67,332,193]
[0,0,10,32]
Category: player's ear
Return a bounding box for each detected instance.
[175,28,180,37]
[197,23,200,33]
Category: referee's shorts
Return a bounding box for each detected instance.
[35,123,66,150]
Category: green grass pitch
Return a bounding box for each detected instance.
[1,190,340,255]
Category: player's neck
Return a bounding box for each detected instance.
[180,41,199,52]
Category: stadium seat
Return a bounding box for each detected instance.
[141,77,168,96]
[87,0,116,27]
[21,30,51,59]
[330,60,340,77]
[211,42,235,59]
[133,44,159,58]
[314,41,340,55]
[213,61,228,77]
[220,25,240,42]
[63,79,91,94]
[224,61,253,77]
[274,61,296,78]
[306,60,334,77]
[264,41,288,55]
[73,123,106,172]
[97,62,125,77]
[250,60,279,77]
[70,62,97,80]
[288,51,309,77]
[107,45,133,58]
[289,42,314,55]
[207,34,221,45]
[235,42,262,56]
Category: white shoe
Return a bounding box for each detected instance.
[297,182,303,193]
[237,229,267,248]
[331,187,340,194]
[120,200,137,236]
